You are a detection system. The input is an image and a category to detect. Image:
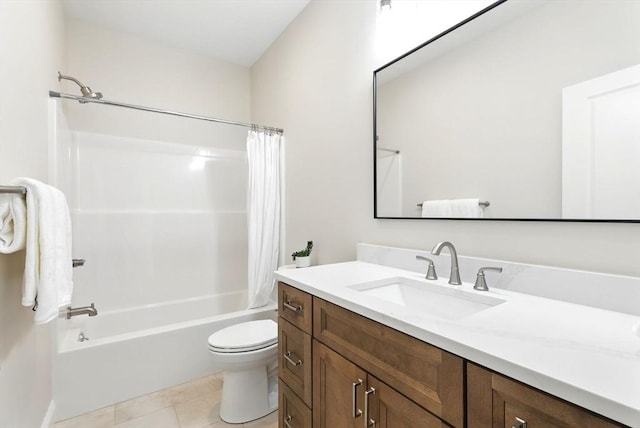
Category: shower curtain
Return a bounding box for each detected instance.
[246,130,282,309]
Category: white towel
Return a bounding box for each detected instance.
[10,178,73,324]
[421,199,484,218]
[0,193,27,253]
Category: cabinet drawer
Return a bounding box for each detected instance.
[467,363,625,428]
[313,297,464,427]
[279,317,313,407]
[279,282,313,334]
[279,381,312,428]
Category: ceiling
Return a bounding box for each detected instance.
[63,0,311,67]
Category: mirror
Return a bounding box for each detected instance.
[374,0,640,221]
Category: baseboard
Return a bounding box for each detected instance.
[41,401,56,428]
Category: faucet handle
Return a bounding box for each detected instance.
[416,255,438,280]
[474,267,503,291]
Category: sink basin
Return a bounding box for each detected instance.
[350,277,505,320]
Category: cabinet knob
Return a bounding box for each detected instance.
[512,416,527,428]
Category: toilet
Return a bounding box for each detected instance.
[207,319,278,423]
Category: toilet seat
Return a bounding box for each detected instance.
[208,319,277,353]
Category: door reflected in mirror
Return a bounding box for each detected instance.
[374,0,640,221]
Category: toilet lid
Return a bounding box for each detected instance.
[208,319,278,353]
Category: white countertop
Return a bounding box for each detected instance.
[275,261,640,427]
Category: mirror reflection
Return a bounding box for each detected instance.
[374,0,640,221]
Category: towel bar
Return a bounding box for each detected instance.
[417,200,490,208]
[0,185,27,195]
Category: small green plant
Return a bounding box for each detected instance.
[292,241,313,260]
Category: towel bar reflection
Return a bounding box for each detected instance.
[0,185,27,195]
[418,201,490,208]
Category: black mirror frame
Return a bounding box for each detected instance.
[372,0,639,224]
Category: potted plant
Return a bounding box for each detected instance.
[292,241,313,268]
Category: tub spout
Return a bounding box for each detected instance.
[65,303,98,319]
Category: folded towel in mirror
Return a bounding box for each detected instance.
[421,199,483,218]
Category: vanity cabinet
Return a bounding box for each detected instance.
[466,363,625,428]
[278,281,627,428]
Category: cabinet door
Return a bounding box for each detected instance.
[467,363,624,428]
[279,381,312,428]
[313,341,367,428]
[367,375,449,428]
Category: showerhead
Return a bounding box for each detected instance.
[58,72,103,100]
[79,86,103,100]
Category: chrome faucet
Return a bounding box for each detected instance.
[431,241,461,285]
[65,303,98,319]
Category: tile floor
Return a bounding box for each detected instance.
[53,374,278,428]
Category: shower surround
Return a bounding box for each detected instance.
[50,102,274,418]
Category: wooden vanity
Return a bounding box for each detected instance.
[277,281,626,428]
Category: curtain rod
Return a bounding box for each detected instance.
[49,91,284,134]
[377,146,400,154]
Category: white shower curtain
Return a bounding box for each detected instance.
[246,130,282,309]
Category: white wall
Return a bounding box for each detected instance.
[0,1,66,426]
[251,0,640,278]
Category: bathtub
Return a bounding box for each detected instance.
[53,290,277,420]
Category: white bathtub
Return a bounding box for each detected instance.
[53,290,277,420]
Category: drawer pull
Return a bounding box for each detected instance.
[512,417,527,428]
[352,378,363,418]
[283,351,302,367]
[283,300,303,313]
[364,387,376,428]
[284,415,293,428]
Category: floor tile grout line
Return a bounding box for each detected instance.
[170,405,180,428]
[113,404,176,428]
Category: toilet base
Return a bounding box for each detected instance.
[219,365,278,424]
